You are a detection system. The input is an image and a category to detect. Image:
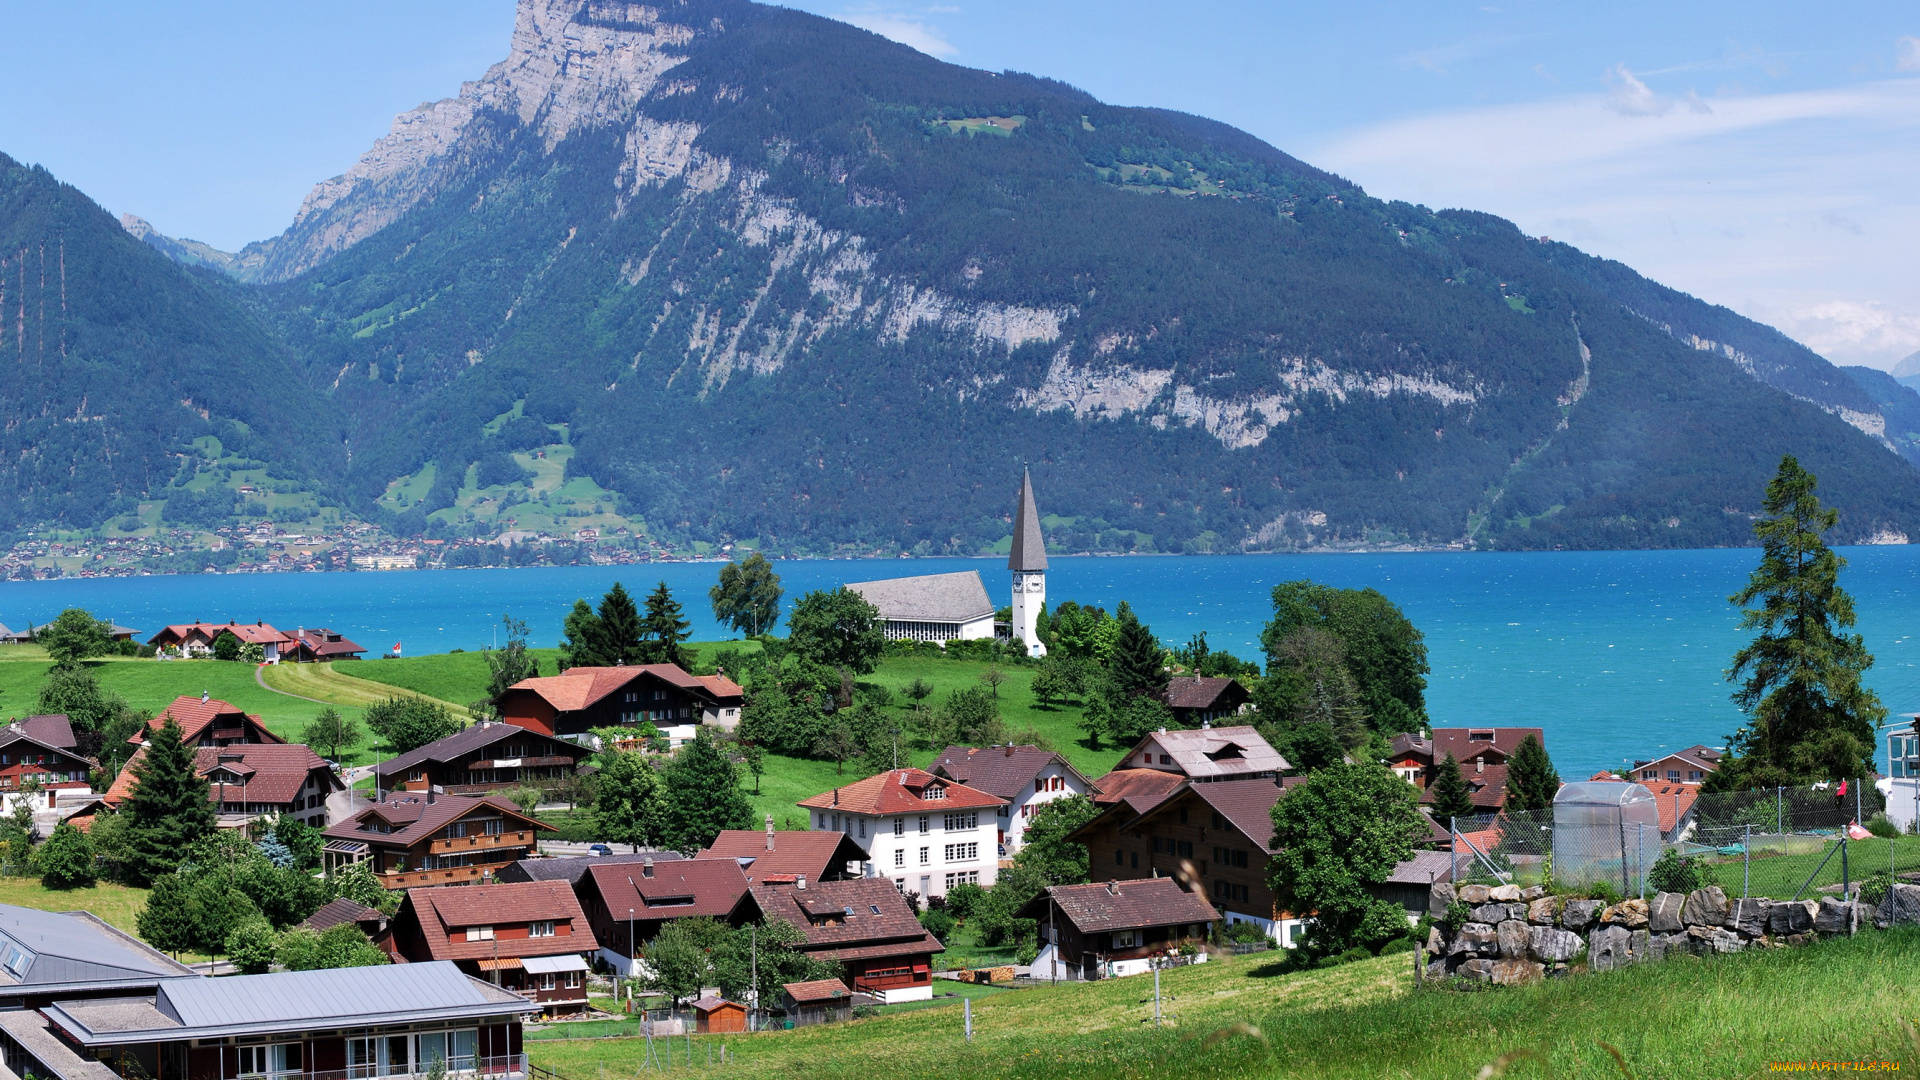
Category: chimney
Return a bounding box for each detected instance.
[1004,744,1014,757]
[201,690,210,704]
[796,874,807,890]
[832,788,839,807]
[642,857,654,879]
[1105,880,1118,896]
[766,814,776,852]
[1201,719,1210,730]
[426,788,435,804]
[1157,726,1166,735]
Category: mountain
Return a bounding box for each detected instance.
[55,0,1920,551]
[1843,366,1920,458]
[0,156,344,536]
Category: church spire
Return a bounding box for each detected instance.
[1008,467,1048,572]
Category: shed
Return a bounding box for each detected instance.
[1552,781,1661,895]
[780,978,853,1027]
[692,996,747,1034]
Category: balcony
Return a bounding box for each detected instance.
[228,1054,531,1080]
[428,831,534,855]
[378,861,521,889]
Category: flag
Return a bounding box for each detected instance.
[1847,822,1872,841]
[393,641,402,657]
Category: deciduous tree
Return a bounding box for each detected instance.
[301,707,362,763]
[37,820,95,889]
[1261,581,1430,734]
[785,587,885,675]
[594,750,666,852]
[34,608,112,666]
[1267,763,1427,955]
[364,697,459,755]
[661,729,755,852]
[711,552,784,637]
[484,614,540,701]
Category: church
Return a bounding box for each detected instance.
[846,469,1049,657]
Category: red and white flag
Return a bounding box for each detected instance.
[1847,822,1872,841]
[392,641,402,657]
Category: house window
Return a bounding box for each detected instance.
[1130,852,1138,868]
[895,850,905,867]
[1688,770,1703,782]
[1178,808,1188,825]
[1160,755,1172,765]
[859,819,867,839]
[919,847,930,865]
[1111,930,1139,948]
[537,973,558,991]
[925,785,947,800]
[945,871,979,890]
[894,817,905,836]
[1213,847,1249,868]
[409,770,427,783]
[1176,840,1194,858]
[530,921,555,938]
[943,813,977,831]
[919,815,930,834]
[943,843,978,861]
[1667,770,1681,781]
[465,926,495,941]
[1115,848,1125,866]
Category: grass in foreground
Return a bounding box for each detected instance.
[528,931,1920,1080]
[0,876,150,934]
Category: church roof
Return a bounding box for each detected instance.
[1008,468,1048,572]
[846,571,994,624]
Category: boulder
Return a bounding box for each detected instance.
[1457,922,1498,956]
[1647,892,1685,934]
[1645,932,1690,962]
[1587,924,1634,971]
[1814,898,1859,935]
[1496,919,1531,959]
[1425,924,1445,954]
[1601,899,1649,929]
[1459,958,1496,982]
[1708,927,1746,954]
[1429,882,1456,919]
[1561,899,1602,932]
[1424,958,1450,981]
[1527,897,1557,925]
[1630,929,1650,963]
[1874,883,1920,929]
[1730,897,1771,937]
[1528,926,1583,963]
[1488,884,1524,902]
[1768,900,1816,935]
[1489,959,1543,986]
[1458,884,1493,905]
[1520,885,1546,902]
[1681,885,1729,928]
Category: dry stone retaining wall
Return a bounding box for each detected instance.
[1420,880,1908,987]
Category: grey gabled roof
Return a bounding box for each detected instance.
[846,571,995,624]
[0,906,195,993]
[45,962,531,1045]
[1008,468,1048,571]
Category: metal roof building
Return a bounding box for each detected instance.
[845,570,996,644]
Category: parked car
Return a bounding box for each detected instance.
[588,844,611,856]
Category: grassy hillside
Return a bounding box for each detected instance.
[0,653,365,744]
[527,930,1920,1079]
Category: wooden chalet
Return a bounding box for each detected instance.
[133,694,285,748]
[390,881,596,1015]
[375,721,591,796]
[496,665,743,738]
[749,878,943,1003]
[1018,878,1218,980]
[573,858,754,975]
[320,793,552,890]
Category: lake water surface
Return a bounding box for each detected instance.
[5,548,1918,777]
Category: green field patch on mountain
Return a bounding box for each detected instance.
[933,115,1025,136]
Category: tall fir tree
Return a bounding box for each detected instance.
[1429,751,1475,822]
[1503,734,1560,813]
[660,729,756,853]
[1106,602,1167,699]
[595,583,646,667]
[1713,455,1884,788]
[557,599,607,670]
[123,717,214,886]
[641,582,693,668]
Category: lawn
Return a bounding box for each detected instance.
[1696,834,1919,901]
[525,930,1920,1080]
[0,654,364,745]
[0,876,150,934]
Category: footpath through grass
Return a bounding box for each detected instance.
[528,931,1920,1080]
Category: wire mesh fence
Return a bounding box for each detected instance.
[1446,780,1908,902]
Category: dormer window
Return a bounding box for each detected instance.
[1469,730,1495,741]
[925,785,946,800]
[530,921,555,938]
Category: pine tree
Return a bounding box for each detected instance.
[136,871,197,955]
[1429,752,1475,822]
[596,583,645,666]
[641,582,693,668]
[661,729,756,853]
[122,717,214,886]
[1106,602,1167,699]
[557,599,606,670]
[1504,734,1560,813]
[1714,455,1884,788]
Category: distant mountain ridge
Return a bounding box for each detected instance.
[47,0,1920,552]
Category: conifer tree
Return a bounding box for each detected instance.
[136,871,198,956]
[1504,734,1560,813]
[1429,752,1475,822]
[557,599,606,670]
[641,582,693,668]
[661,729,756,853]
[1713,455,1884,788]
[1106,602,1167,699]
[596,583,646,666]
[123,717,214,886]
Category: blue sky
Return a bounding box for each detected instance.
[3,2,1916,366]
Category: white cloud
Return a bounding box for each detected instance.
[1899,36,1920,71]
[839,11,956,57]
[1309,76,1920,367]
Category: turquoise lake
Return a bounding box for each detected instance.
[4,548,1917,777]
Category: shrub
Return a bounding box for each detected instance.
[945,881,986,920]
[1866,814,1899,839]
[1860,871,1891,907]
[1648,848,1706,895]
[919,908,956,940]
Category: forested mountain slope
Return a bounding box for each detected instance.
[98,0,1920,550]
[0,156,342,534]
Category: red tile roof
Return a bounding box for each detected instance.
[1016,878,1218,934]
[782,978,851,1003]
[106,743,337,806]
[508,665,743,713]
[398,881,594,962]
[697,830,870,884]
[798,769,1005,816]
[928,745,1091,799]
[583,859,752,920]
[148,622,294,647]
[1644,783,1699,836]
[1394,727,1546,767]
[137,695,284,746]
[1090,768,1185,809]
[289,628,368,660]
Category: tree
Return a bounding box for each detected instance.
[1267,626,1370,749]
[271,818,324,871]
[484,615,540,702]
[661,729,756,853]
[1085,690,1172,746]
[1428,752,1475,822]
[596,583,646,666]
[1504,734,1560,813]
[37,820,95,888]
[711,553,783,637]
[238,641,266,665]
[1010,794,1099,885]
[34,608,112,666]
[643,918,712,1006]
[1260,581,1430,733]
[301,707,362,762]
[211,630,242,662]
[364,697,459,754]
[594,750,666,852]
[918,686,1008,750]
[323,861,391,911]
[277,923,390,970]
[1274,721,1346,774]
[978,666,1007,698]
[1712,455,1884,788]
[226,915,278,974]
[38,663,132,733]
[557,600,607,670]
[810,722,861,774]
[122,717,214,885]
[1267,762,1428,955]
[785,587,885,675]
[641,582,693,668]
[1105,602,1167,698]
[945,881,986,919]
[137,871,198,955]
[738,741,766,795]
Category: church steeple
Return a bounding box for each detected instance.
[1009,467,1048,573]
[1009,468,1047,657]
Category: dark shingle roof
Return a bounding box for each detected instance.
[697,830,869,884]
[1158,677,1244,711]
[750,879,942,963]
[928,745,1089,799]
[321,793,550,847]
[584,859,751,920]
[845,572,995,624]
[1007,468,1048,572]
[1016,879,1217,934]
[497,851,685,885]
[18,715,76,750]
[398,881,594,962]
[301,898,385,934]
[375,721,588,780]
[782,978,852,1003]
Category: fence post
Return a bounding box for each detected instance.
[1637,823,1645,902]
[1743,823,1751,899]
[1450,816,1458,886]
[1777,786,1783,835]
[1841,835,1850,925]
[1618,813,1630,897]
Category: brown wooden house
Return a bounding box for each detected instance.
[320,793,552,890]
[497,665,744,738]
[748,878,943,1003]
[390,881,596,1016]
[781,978,853,1026]
[133,693,285,748]
[573,858,755,976]
[375,721,592,796]
[1017,878,1218,980]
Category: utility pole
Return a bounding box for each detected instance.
[750,924,758,1032]
[1153,963,1162,1026]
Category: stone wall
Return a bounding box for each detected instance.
[1421,880,1900,987]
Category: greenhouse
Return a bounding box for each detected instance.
[1552,781,1662,895]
